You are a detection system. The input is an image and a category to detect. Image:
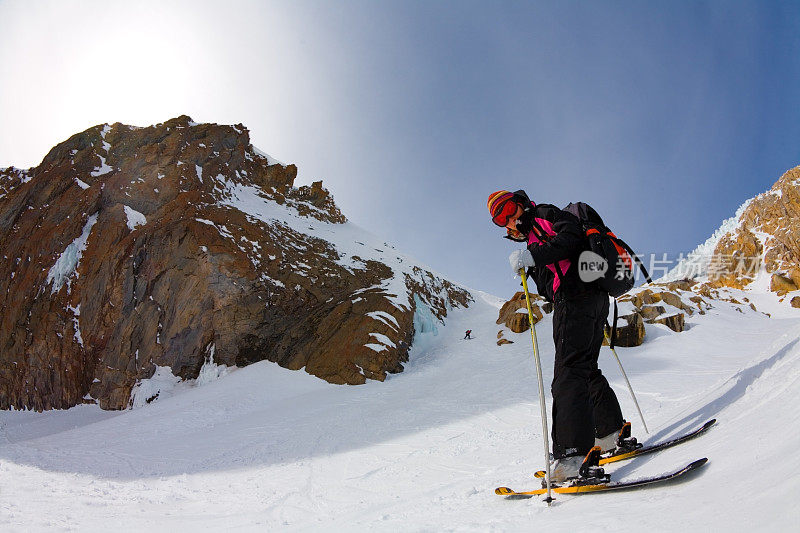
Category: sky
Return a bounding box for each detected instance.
[1,0,799,297]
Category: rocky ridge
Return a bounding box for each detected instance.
[0,116,471,411]
[669,166,800,302]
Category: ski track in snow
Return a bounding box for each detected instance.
[1,290,799,531]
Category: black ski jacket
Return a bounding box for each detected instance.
[508,190,589,302]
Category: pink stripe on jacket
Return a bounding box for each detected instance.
[527,208,572,294]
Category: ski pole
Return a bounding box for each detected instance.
[519,269,553,505]
[603,331,649,434]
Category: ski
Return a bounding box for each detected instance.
[496,458,708,498]
[533,418,716,478]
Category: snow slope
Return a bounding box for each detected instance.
[1,288,800,531]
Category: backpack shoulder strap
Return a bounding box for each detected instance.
[616,238,653,284]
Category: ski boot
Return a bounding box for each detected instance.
[595,421,642,456]
[542,446,610,488]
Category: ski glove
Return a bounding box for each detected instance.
[509,249,535,277]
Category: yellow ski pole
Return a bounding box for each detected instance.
[520,268,553,505]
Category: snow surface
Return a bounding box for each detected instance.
[1,286,799,531]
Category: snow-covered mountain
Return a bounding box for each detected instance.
[0,116,470,411]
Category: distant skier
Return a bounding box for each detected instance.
[464,330,472,340]
[487,190,635,484]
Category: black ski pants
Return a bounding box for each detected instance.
[551,288,624,459]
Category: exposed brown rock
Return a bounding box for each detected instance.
[621,290,687,333]
[638,305,666,321]
[0,116,472,411]
[770,273,798,295]
[706,167,800,295]
[495,283,697,349]
[620,283,708,318]
[604,312,645,347]
[791,296,800,309]
[620,288,661,308]
[663,279,697,292]
[496,291,545,333]
[660,292,694,316]
[507,312,530,334]
[652,313,685,332]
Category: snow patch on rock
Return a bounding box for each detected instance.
[123,205,147,230]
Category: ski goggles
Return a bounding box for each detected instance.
[491,199,518,227]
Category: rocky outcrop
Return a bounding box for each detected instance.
[652,312,685,332]
[607,281,714,346]
[496,331,514,346]
[604,312,646,347]
[770,273,797,294]
[496,291,546,333]
[494,281,702,348]
[702,167,800,295]
[495,291,549,345]
[0,116,472,411]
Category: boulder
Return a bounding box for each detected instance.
[652,313,685,332]
[496,329,514,346]
[770,273,798,295]
[659,292,694,316]
[496,291,544,333]
[604,312,645,347]
[638,305,666,321]
[664,279,697,292]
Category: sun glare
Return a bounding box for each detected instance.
[0,1,223,167]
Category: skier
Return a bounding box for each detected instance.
[487,190,633,483]
[464,330,472,340]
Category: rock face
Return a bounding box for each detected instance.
[0,116,472,411]
[682,166,800,295]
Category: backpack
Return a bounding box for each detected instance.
[563,201,652,297]
[563,202,653,349]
